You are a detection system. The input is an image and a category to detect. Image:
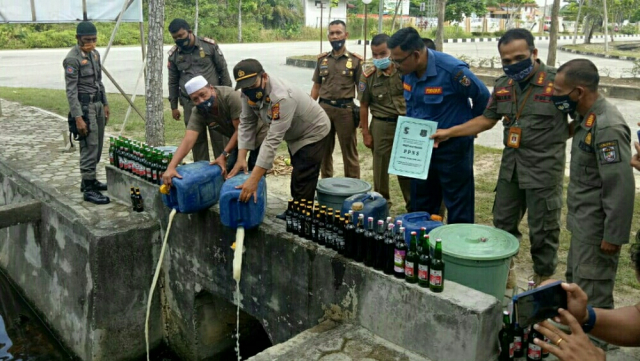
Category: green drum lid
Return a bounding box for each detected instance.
[428,224,519,261]
[316,177,371,197]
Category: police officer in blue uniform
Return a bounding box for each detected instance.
[388,27,490,223]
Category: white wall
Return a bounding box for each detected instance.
[305,0,348,28]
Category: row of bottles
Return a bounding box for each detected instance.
[109,136,172,185]
[499,282,550,361]
[284,199,445,293]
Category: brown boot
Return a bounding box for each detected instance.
[506,258,517,289]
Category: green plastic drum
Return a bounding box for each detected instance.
[316,177,371,211]
[428,224,520,300]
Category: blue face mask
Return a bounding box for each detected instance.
[503,57,534,82]
[196,95,215,112]
[372,57,391,70]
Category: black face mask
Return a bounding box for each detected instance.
[175,33,192,50]
[242,78,265,103]
[551,88,578,114]
[330,40,345,52]
[196,95,215,112]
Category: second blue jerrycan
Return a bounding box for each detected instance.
[219,172,267,230]
[394,211,444,246]
[161,161,224,213]
[341,191,388,224]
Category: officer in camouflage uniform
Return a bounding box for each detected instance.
[311,20,362,179]
[553,59,634,309]
[63,21,110,205]
[167,18,232,162]
[432,29,568,286]
[358,34,411,210]
[229,59,330,217]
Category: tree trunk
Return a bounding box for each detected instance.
[195,0,199,35]
[547,0,561,66]
[603,0,609,52]
[145,0,165,146]
[435,0,446,51]
[572,0,583,44]
[238,0,243,43]
[391,0,402,32]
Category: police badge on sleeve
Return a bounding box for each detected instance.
[597,140,620,164]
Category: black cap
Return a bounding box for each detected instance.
[76,21,97,36]
[233,59,264,90]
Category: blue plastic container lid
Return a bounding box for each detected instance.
[428,224,519,261]
[316,178,371,197]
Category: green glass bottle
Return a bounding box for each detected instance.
[429,238,445,293]
[405,231,418,283]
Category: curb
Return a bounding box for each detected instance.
[354,34,635,45]
[559,45,640,61]
[285,56,640,101]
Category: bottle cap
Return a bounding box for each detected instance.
[431,214,443,222]
[351,202,364,211]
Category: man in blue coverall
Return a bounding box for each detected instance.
[387,27,490,224]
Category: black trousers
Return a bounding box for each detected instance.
[289,135,328,201]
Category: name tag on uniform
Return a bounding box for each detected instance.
[534,94,551,103]
[495,87,512,102]
[424,87,442,95]
[388,116,437,180]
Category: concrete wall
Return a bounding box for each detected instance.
[107,165,503,361]
[0,161,163,360]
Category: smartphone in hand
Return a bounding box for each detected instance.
[512,281,567,328]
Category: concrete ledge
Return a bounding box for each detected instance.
[106,165,503,361]
[440,33,634,44]
[0,200,41,228]
[559,45,640,61]
[286,57,640,101]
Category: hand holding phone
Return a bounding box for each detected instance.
[512,281,568,328]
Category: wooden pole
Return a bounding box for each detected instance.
[604,0,609,52]
[320,2,324,53]
[103,0,134,64]
[101,65,146,121]
[573,0,584,45]
[364,5,368,63]
[30,0,36,21]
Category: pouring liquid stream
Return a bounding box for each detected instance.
[233,226,245,361]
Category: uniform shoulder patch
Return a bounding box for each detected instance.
[585,113,596,128]
[363,65,376,78]
[66,65,77,75]
[271,102,280,120]
[350,52,364,61]
[201,37,216,45]
[597,140,621,164]
[167,45,177,56]
[535,72,546,85]
[317,52,329,59]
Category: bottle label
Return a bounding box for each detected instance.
[524,329,529,342]
[509,342,515,358]
[318,228,325,239]
[311,227,316,237]
[152,172,158,181]
[404,261,415,277]
[393,249,406,273]
[146,167,151,177]
[429,269,443,286]
[514,336,522,351]
[527,344,541,359]
[109,151,114,164]
[418,264,429,280]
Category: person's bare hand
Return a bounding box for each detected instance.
[76,116,88,137]
[172,109,181,121]
[430,129,451,148]
[534,309,605,361]
[362,132,373,149]
[631,142,640,171]
[601,240,621,255]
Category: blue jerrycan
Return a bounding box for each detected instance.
[341,191,388,224]
[219,172,267,229]
[394,212,444,246]
[161,161,224,213]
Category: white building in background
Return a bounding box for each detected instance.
[304,0,348,28]
[383,0,410,15]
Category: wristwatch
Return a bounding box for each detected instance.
[222,150,230,158]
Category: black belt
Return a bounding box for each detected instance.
[374,116,399,122]
[78,92,101,104]
[319,98,353,108]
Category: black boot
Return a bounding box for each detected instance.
[81,179,107,192]
[275,211,286,220]
[82,180,110,205]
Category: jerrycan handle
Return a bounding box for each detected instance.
[234,198,244,228]
[404,211,431,222]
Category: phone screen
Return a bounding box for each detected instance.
[514,281,567,327]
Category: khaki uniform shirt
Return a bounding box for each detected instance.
[168,36,232,109]
[238,76,331,170]
[312,50,362,100]
[567,96,635,245]
[187,86,267,144]
[63,45,108,118]
[357,65,405,118]
[484,61,569,188]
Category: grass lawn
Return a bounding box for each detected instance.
[2,86,640,301]
[563,41,640,59]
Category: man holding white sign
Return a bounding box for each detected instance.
[388,27,490,224]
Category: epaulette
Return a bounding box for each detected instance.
[201,37,216,45]
[362,65,376,78]
[167,45,177,56]
[350,52,364,61]
[317,52,329,59]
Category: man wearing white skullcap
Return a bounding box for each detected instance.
[162,75,267,187]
